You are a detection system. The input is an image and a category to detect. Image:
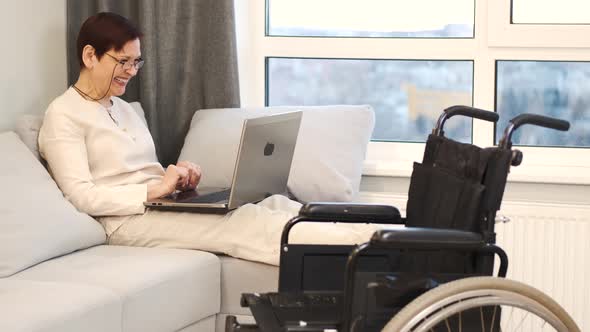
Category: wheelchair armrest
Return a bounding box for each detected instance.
[299,202,402,223]
[281,203,403,246]
[370,227,485,250]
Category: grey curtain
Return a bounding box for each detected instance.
[66,0,240,166]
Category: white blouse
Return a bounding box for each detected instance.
[38,87,165,216]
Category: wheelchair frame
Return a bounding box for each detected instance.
[225,106,571,332]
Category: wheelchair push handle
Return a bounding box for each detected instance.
[510,113,570,132]
[499,113,571,149]
[433,105,499,136]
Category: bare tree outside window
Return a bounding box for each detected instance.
[496,61,590,147]
[268,58,474,143]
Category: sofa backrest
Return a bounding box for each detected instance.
[178,105,375,202]
[0,132,106,277]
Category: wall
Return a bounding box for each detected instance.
[0,0,67,132]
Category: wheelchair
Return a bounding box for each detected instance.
[225,106,580,332]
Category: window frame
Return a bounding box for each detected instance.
[234,0,590,185]
[488,0,590,47]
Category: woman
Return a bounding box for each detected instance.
[40,12,199,217]
[39,12,376,265]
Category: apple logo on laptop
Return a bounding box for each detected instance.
[264,142,275,156]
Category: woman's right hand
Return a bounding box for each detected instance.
[147,165,189,199]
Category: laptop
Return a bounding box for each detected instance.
[144,111,302,213]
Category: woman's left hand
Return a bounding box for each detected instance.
[176,161,202,191]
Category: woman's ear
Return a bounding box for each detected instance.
[81,45,97,69]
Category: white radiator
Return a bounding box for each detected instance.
[359,192,590,330]
[495,201,590,332]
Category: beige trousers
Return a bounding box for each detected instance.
[99,195,381,266]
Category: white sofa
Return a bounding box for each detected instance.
[0,131,225,332]
[1,104,374,332]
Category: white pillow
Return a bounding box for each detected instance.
[178,105,375,202]
[0,132,106,277]
[15,114,44,161]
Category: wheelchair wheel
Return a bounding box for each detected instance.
[382,276,579,332]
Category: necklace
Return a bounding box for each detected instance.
[72,84,99,101]
[72,85,117,126]
[105,107,119,126]
[71,63,117,103]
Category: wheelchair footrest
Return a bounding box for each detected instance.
[236,273,486,332]
[225,315,261,332]
[240,292,342,332]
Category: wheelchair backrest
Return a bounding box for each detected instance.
[406,134,512,235]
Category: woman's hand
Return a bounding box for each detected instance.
[147,165,189,199]
[175,161,202,191]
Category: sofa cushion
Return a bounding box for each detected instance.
[178,105,375,202]
[0,279,121,332]
[178,316,216,332]
[219,256,279,316]
[12,245,221,332]
[0,132,106,277]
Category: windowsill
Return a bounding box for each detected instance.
[363,161,590,186]
[362,161,412,178]
[361,163,590,207]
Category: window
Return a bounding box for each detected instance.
[234,0,590,184]
[512,0,590,24]
[267,0,474,38]
[267,57,473,143]
[496,61,590,147]
[488,1,590,47]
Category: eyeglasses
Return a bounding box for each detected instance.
[104,53,145,70]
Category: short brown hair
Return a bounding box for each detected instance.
[76,12,143,68]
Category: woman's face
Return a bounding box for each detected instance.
[92,38,142,98]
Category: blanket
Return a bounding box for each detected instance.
[99,195,383,266]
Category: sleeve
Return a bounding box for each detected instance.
[38,106,148,216]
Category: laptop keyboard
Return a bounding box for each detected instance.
[179,188,231,204]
